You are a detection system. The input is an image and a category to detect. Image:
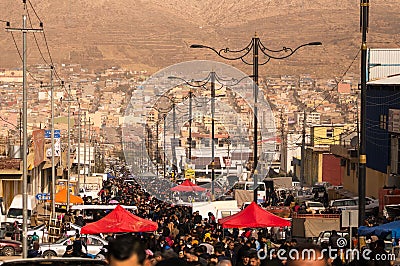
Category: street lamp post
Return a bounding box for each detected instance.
[188,89,193,164]
[163,113,167,180]
[191,35,321,202]
[146,107,168,179]
[155,118,159,178]
[155,94,180,175]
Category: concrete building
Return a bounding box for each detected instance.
[310,124,345,147]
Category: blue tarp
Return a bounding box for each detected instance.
[107,173,115,179]
[358,220,400,239]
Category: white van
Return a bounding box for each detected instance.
[6,194,37,224]
[329,198,358,211]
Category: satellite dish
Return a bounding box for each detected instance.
[350,136,359,147]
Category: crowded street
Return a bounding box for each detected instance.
[4,164,388,266]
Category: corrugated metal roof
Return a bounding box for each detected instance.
[368,75,400,85]
[368,48,400,81]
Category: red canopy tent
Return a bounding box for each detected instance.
[170,179,206,192]
[81,205,158,234]
[219,202,291,228]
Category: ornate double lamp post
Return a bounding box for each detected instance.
[191,35,321,202]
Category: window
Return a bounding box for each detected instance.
[308,202,324,207]
[326,129,333,138]
[221,211,232,218]
[218,140,224,147]
[87,237,102,246]
[332,201,344,207]
[391,136,400,174]
[380,114,387,130]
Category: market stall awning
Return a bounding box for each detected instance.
[219,202,291,228]
[170,179,206,192]
[81,205,158,234]
[54,188,84,204]
[358,220,400,239]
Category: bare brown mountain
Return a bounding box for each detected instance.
[1,0,399,78]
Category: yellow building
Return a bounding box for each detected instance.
[310,125,345,147]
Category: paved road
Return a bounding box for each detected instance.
[0,255,22,261]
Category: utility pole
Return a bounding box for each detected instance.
[19,109,22,159]
[226,137,231,177]
[37,70,56,216]
[5,4,43,258]
[94,140,97,173]
[172,101,177,175]
[62,85,74,210]
[83,112,86,188]
[67,87,70,209]
[359,0,369,228]
[50,75,58,220]
[156,118,159,178]
[88,118,91,176]
[188,89,193,164]
[280,109,287,174]
[300,110,306,188]
[163,114,167,179]
[77,101,81,196]
[211,72,216,199]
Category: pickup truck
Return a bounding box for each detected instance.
[78,175,103,202]
[78,184,100,202]
[314,230,349,246]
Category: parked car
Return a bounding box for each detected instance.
[296,188,314,203]
[314,182,332,188]
[39,235,107,257]
[353,196,379,214]
[304,201,325,214]
[0,258,107,265]
[311,186,326,202]
[314,230,349,246]
[27,224,82,243]
[383,204,400,220]
[0,239,22,256]
[329,198,358,211]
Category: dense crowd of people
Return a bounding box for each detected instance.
[22,165,394,266]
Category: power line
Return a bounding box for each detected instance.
[9,31,41,83]
[310,48,361,114]
[285,48,361,147]
[26,7,49,66]
[24,0,76,102]
[0,116,18,129]
[27,0,41,23]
